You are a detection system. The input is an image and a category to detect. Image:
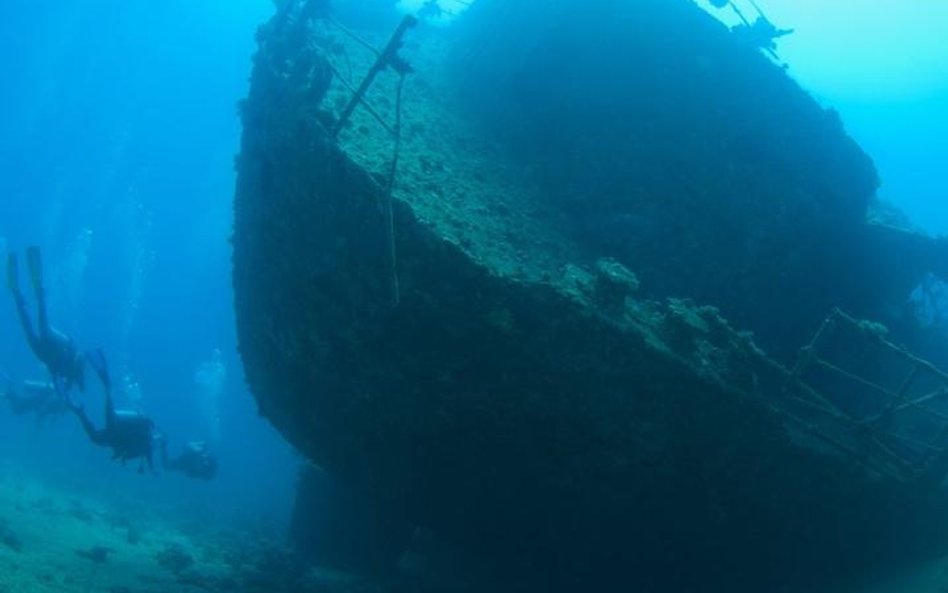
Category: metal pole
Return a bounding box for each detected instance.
[332,15,418,137]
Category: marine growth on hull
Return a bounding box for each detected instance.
[232,0,948,590]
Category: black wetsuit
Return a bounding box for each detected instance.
[73,351,156,473]
[8,248,84,400]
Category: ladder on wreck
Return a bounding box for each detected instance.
[778,308,948,487]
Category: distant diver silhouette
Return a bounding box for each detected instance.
[706,0,794,60]
[732,15,794,55]
[160,438,219,481]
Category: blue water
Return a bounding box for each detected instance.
[0,0,298,529]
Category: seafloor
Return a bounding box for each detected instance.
[0,465,378,593]
[2,462,947,593]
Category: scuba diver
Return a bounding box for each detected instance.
[159,438,219,481]
[707,0,793,60]
[0,371,66,420]
[732,14,794,55]
[7,247,85,405]
[70,349,158,474]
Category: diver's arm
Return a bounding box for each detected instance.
[73,407,110,447]
[85,349,115,430]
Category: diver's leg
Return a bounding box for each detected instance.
[13,292,41,355]
[9,254,41,354]
[53,374,80,411]
[73,407,109,447]
[85,349,114,429]
[86,349,111,392]
[25,247,50,336]
[54,375,78,410]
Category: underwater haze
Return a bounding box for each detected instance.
[701,0,948,235]
[0,0,947,592]
[0,0,304,589]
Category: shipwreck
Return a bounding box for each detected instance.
[232,0,948,590]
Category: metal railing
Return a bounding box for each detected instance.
[782,308,948,486]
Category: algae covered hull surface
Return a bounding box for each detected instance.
[233,0,948,590]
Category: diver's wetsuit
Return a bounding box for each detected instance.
[7,247,85,401]
[160,439,219,481]
[73,350,157,473]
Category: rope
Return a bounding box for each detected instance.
[811,358,892,398]
[327,15,381,56]
[319,15,415,305]
[382,73,407,307]
[325,62,394,134]
[894,386,948,414]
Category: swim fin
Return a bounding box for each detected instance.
[25,246,43,292]
[85,348,111,393]
[6,252,17,293]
